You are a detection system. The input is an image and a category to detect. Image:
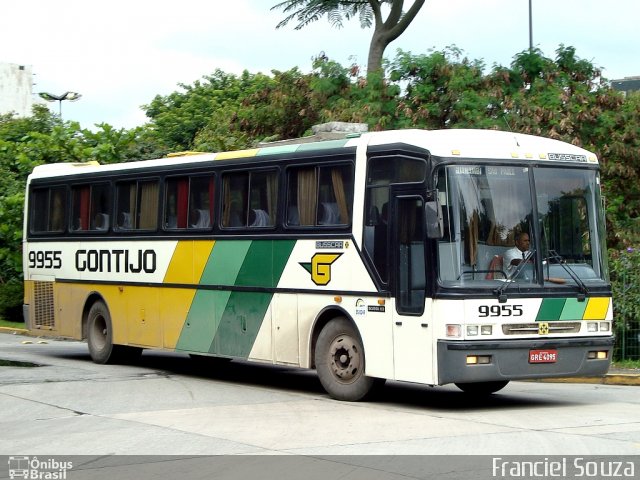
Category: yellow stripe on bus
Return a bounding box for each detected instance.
[583,297,610,320]
[214,149,259,160]
[161,240,215,348]
[164,240,215,284]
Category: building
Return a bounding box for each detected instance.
[0,62,39,117]
[611,76,640,96]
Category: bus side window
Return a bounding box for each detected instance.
[116,180,159,230]
[286,164,353,227]
[222,170,277,228]
[30,186,67,234]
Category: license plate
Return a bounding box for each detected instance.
[529,349,558,363]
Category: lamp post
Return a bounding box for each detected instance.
[39,91,82,117]
[528,0,533,51]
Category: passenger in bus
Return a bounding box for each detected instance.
[503,232,531,272]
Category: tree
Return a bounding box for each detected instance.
[271,0,426,74]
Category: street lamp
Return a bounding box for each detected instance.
[528,0,533,51]
[39,91,82,117]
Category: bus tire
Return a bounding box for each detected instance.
[315,317,380,401]
[87,300,116,364]
[455,380,509,395]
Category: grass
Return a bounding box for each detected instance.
[0,317,25,329]
[611,359,640,370]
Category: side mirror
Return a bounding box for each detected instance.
[425,199,443,239]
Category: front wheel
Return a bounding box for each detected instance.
[315,317,383,401]
[455,380,509,395]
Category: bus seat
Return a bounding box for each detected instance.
[94,213,109,231]
[250,209,270,227]
[119,212,132,229]
[319,202,340,225]
[485,255,504,280]
[288,206,299,226]
[192,209,211,228]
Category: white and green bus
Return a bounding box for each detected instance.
[23,128,614,400]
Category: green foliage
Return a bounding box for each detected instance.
[609,248,640,360]
[0,107,162,319]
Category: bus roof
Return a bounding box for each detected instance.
[27,129,599,180]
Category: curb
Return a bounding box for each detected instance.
[0,326,29,335]
[532,374,640,386]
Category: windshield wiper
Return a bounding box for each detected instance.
[546,250,589,301]
[495,249,536,303]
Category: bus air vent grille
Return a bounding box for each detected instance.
[502,322,581,335]
[34,281,55,329]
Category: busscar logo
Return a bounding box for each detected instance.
[299,253,342,286]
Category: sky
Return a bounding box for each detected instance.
[1,0,638,130]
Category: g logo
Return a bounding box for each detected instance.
[538,322,550,335]
[300,253,342,286]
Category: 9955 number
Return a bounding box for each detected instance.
[478,305,523,317]
[28,250,62,269]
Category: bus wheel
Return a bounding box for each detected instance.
[315,317,380,401]
[455,381,509,395]
[87,300,116,364]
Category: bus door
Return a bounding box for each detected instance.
[391,191,434,384]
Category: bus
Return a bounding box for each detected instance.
[22,128,614,400]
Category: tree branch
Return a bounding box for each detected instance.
[385,0,425,42]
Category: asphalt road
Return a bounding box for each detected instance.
[1,332,639,478]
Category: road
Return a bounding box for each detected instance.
[1,332,639,478]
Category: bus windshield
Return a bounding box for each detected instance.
[437,164,607,289]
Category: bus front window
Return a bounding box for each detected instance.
[534,168,607,285]
[437,165,536,288]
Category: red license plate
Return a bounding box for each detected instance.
[529,349,558,363]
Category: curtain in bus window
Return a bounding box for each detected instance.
[176,178,188,228]
[331,167,349,224]
[266,172,277,225]
[139,181,158,230]
[49,188,66,232]
[72,186,90,231]
[297,168,317,226]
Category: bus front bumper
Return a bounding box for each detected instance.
[437,336,615,385]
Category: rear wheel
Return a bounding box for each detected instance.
[315,317,383,401]
[455,380,509,395]
[87,300,115,364]
[87,300,141,364]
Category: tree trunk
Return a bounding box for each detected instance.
[367,30,388,75]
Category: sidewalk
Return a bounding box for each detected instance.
[2,326,639,386]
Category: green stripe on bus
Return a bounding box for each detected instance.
[296,139,350,151]
[536,298,566,321]
[559,298,588,320]
[176,241,251,353]
[209,239,296,357]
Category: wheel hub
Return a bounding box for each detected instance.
[329,335,361,382]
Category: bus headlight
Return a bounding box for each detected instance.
[467,325,479,336]
[481,325,493,335]
[587,322,598,332]
[599,322,611,332]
